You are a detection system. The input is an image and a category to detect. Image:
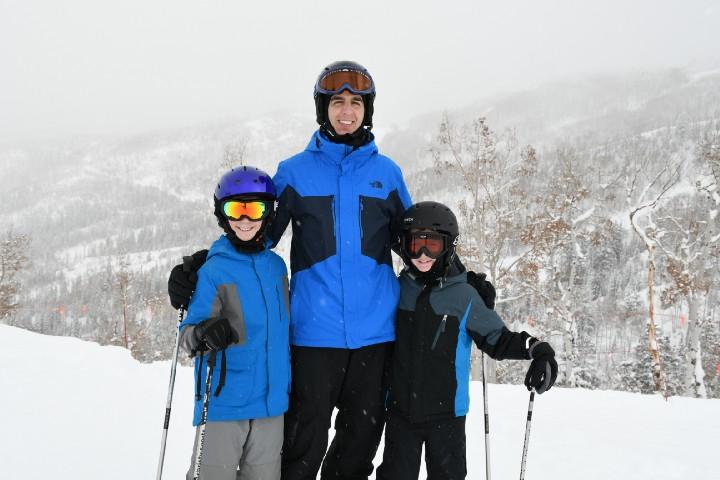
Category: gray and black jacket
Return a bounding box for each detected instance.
[387,264,532,423]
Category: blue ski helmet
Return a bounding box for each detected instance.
[214,166,276,202]
[213,166,277,252]
[314,60,376,129]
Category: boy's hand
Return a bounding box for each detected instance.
[467,271,496,310]
[168,249,208,309]
[525,341,558,394]
[194,318,239,351]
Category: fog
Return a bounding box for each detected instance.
[1,0,718,143]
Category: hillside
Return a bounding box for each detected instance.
[1,68,719,397]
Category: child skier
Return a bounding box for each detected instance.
[178,166,290,480]
[376,201,558,480]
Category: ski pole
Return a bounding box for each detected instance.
[481,352,491,480]
[155,307,185,480]
[192,350,217,480]
[519,390,536,480]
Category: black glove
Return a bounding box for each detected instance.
[467,271,496,310]
[194,317,239,351]
[524,340,558,394]
[168,249,208,309]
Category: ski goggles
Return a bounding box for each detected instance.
[316,68,375,95]
[222,200,270,221]
[403,231,449,259]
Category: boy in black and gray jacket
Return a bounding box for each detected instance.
[376,201,558,480]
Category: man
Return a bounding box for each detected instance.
[268,61,411,480]
[168,61,496,480]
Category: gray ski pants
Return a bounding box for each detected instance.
[186,415,283,480]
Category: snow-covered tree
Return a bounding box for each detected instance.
[653,124,720,397]
[430,116,538,285]
[0,232,30,324]
[430,116,542,379]
[222,138,248,170]
[618,332,683,396]
[625,137,684,397]
[511,146,606,387]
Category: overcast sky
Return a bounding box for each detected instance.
[1,0,719,143]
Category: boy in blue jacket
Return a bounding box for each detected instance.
[376,201,558,480]
[179,166,290,480]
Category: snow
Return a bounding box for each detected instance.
[571,206,595,225]
[2,324,719,480]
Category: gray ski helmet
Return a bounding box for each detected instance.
[313,60,376,129]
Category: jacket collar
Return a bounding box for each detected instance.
[207,234,269,261]
[402,263,467,290]
[305,129,378,166]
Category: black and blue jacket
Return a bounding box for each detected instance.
[387,265,532,423]
[269,130,412,349]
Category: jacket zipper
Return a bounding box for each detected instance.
[332,197,337,240]
[251,255,271,410]
[431,314,447,350]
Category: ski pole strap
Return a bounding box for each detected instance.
[214,350,227,397]
[195,353,204,401]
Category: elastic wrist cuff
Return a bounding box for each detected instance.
[527,338,541,358]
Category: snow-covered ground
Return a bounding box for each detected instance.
[2,324,718,480]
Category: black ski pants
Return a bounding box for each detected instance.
[281,343,389,480]
[375,410,467,480]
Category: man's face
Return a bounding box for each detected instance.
[327,90,365,135]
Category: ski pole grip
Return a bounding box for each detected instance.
[182,255,194,273]
[207,350,217,368]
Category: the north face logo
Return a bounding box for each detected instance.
[370,180,383,189]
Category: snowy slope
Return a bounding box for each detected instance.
[2,325,718,480]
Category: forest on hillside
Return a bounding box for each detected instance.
[1,71,719,398]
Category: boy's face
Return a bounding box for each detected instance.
[229,218,262,241]
[328,90,365,135]
[411,253,436,272]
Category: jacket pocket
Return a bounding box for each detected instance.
[359,194,393,266]
[431,315,448,350]
[213,348,256,407]
[291,193,336,272]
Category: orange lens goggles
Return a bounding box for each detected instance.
[222,200,269,221]
[404,232,448,259]
[316,69,374,95]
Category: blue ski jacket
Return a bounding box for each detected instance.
[179,235,291,426]
[269,130,412,349]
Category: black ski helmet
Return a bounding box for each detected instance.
[313,60,376,129]
[399,201,460,278]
